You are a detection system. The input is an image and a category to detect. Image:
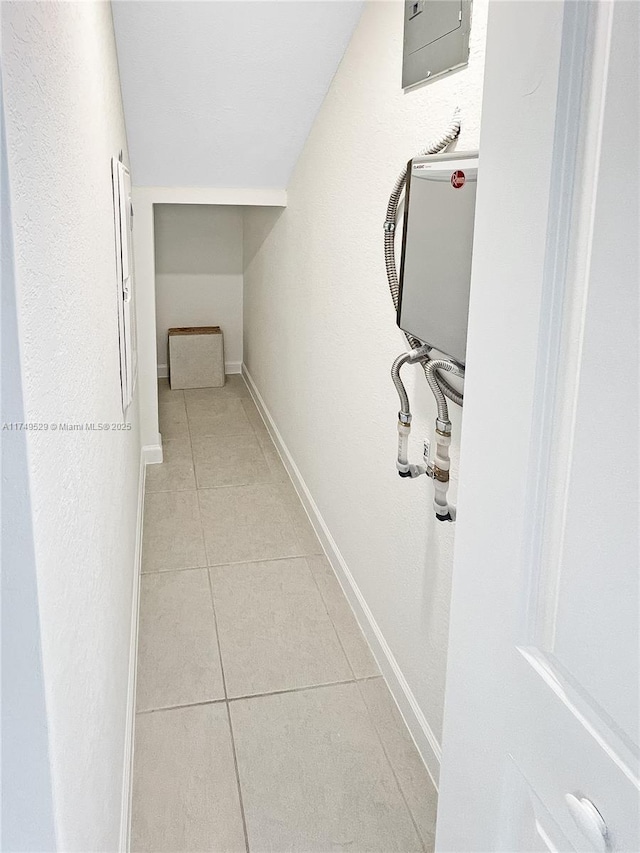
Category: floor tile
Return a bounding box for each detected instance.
[292,514,323,555]
[280,482,324,555]
[158,400,189,440]
[210,558,352,698]
[306,556,380,679]
[198,483,305,566]
[240,399,292,484]
[257,436,289,482]
[240,398,270,444]
[238,409,321,551]
[230,682,424,852]
[145,438,195,493]
[136,569,224,711]
[142,491,206,572]
[157,378,184,403]
[359,678,437,850]
[139,376,433,852]
[191,433,272,489]
[131,704,246,853]
[183,374,251,402]
[186,397,254,438]
[260,443,289,481]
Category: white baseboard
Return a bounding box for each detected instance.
[119,448,146,852]
[157,361,242,378]
[142,442,163,466]
[241,365,442,790]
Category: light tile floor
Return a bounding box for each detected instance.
[131,376,438,852]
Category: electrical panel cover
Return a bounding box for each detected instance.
[402,1,471,88]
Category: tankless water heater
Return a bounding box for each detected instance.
[397,151,478,365]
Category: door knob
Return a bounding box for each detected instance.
[565,794,610,852]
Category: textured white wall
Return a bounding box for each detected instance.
[1,88,56,851]
[243,0,488,768]
[112,1,363,188]
[2,3,141,848]
[154,205,244,374]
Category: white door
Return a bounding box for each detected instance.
[436,1,639,851]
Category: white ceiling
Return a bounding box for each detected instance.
[112,1,363,189]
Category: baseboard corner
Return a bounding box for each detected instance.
[142,442,163,466]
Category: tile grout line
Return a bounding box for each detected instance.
[356,678,429,853]
[302,556,358,682]
[227,677,358,703]
[185,385,258,465]
[136,696,227,715]
[245,410,278,487]
[193,385,323,561]
[184,391,197,489]
[136,674,382,716]
[147,471,288,499]
[192,477,209,565]
[141,549,328,576]
[141,562,209,575]
[303,555,382,682]
[192,433,283,493]
[206,566,251,853]
[238,392,311,527]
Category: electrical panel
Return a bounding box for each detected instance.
[397,151,478,365]
[402,0,471,88]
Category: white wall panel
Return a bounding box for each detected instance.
[243,0,488,780]
[2,3,141,847]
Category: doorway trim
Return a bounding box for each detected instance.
[132,186,287,460]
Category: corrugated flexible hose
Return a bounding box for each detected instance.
[424,359,465,424]
[384,111,464,408]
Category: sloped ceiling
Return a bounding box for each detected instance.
[112,1,363,188]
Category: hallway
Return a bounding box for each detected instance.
[131,377,437,852]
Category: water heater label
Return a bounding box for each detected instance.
[451,170,466,188]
